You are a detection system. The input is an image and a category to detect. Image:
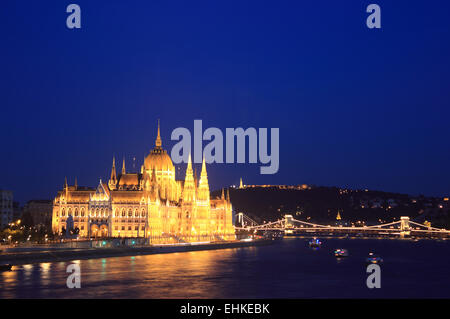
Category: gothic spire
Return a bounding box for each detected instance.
[197,157,210,202]
[64,176,68,197]
[110,156,117,180]
[155,119,162,148]
[122,157,126,174]
[109,156,117,190]
[183,154,195,202]
[199,157,209,187]
[186,153,193,174]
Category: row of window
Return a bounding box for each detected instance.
[115,226,145,231]
[60,219,144,224]
[59,208,148,217]
[60,208,227,220]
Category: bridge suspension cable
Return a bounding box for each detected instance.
[408,221,447,232]
[234,213,450,235]
[290,218,330,228]
[364,221,401,229]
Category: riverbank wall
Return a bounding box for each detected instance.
[0,239,272,265]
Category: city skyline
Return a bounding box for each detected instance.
[1,0,450,302]
[1,0,450,203]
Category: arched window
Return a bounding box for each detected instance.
[62,208,65,217]
[121,208,126,217]
[75,208,79,217]
[81,208,85,217]
[128,209,132,217]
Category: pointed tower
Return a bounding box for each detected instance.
[195,157,211,236]
[226,188,230,202]
[221,188,225,200]
[155,119,162,149]
[239,178,243,189]
[74,177,78,190]
[109,156,117,190]
[183,154,196,202]
[63,176,69,198]
[122,157,126,175]
[197,157,210,202]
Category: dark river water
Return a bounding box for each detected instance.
[1,237,449,298]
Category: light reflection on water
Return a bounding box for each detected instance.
[0,238,449,298]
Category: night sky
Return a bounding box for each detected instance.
[1,1,450,204]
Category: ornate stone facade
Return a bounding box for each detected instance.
[51,123,235,243]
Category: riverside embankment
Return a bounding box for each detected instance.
[0,239,272,265]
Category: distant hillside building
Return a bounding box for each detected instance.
[23,200,53,228]
[242,184,310,190]
[0,190,13,228]
[441,197,449,210]
[335,210,347,226]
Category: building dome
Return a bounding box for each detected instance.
[144,148,174,171]
[144,120,174,172]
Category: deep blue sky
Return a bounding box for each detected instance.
[1,1,450,203]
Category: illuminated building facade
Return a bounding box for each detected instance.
[51,123,235,243]
[0,190,14,228]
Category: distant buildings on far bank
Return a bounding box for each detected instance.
[243,184,311,190]
[0,190,14,228]
[231,180,450,227]
[237,178,310,191]
[0,189,53,230]
[23,200,53,228]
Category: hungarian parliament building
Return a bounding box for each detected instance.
[51,123,235,243]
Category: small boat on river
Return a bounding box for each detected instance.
[308,238,322,248]
[366,252,383,264]
[334,249,349,257]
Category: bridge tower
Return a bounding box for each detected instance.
[400,216,410,231]
[237,212,244,226]
[285,215,294,228]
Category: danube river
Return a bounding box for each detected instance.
[1,237,449,298]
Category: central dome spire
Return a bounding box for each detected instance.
[144,120,174,172]
[155,119,162,149]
